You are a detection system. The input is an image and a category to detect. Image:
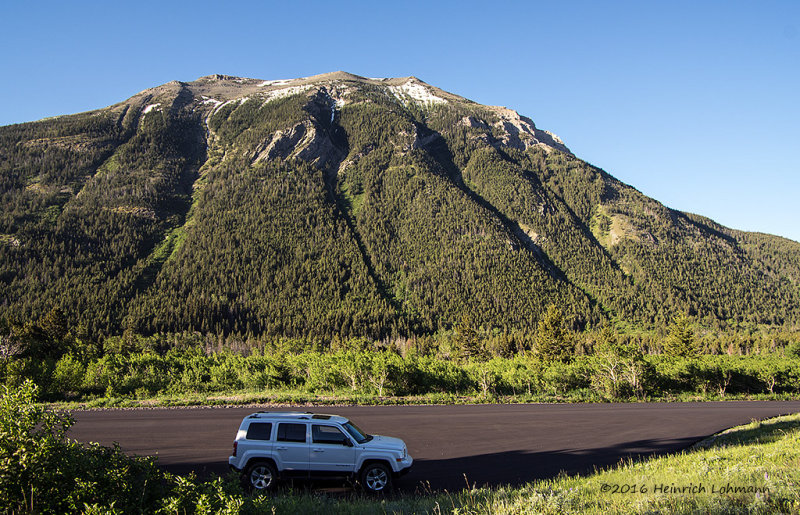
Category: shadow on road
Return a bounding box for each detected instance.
[162,435,701,493]
[406,435,699,492]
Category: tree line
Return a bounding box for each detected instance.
[2,306,798,402]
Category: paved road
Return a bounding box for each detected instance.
[69,401,800,491]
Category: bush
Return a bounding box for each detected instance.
[0,380,166,512]
[6,339,800,404]
[0,379,255,513]
[591,328,653,399]
[50,354,86,395]
[541,359,591,395]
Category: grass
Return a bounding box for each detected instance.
[52,387,800,411]
[211,413,800,514]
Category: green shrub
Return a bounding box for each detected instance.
[0,380,166,512]
[6,338,800,403]
[50,354,86,394]
[591,328,653,399]
[0,379,261,513]
[541,359,591,395]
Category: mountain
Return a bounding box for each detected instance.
[1,72,798,339]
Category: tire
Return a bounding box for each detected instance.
[360,462,392,493]
[245,461,278,492]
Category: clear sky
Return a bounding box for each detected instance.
[1,0,798,242]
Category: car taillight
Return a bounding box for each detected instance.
[232,441,238,457]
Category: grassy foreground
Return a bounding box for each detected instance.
[246,414,800,514]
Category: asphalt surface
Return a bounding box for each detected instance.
[69,401,800,492]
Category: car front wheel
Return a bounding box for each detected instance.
[245,461,278,492]
[360,462,392,493]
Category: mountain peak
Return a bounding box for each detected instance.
[198,74,244,81]
[2,70,799,338]
[303,71,368,82]
[120,72,571,155]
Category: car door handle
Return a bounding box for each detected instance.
[275,446,289,450]
[312,448,325,452]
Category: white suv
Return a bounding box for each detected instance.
[228,412,413,493]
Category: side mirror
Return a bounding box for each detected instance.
[342,438,353,447]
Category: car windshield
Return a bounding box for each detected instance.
[342,421,372,444]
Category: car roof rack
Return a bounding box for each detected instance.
[249,411,320,419]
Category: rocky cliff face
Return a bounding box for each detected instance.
[126,72,572,162]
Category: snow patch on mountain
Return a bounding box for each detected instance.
[388,80,446,105]
[214,97,249,112]
[142,103,161,114]
[201,96,222,106]
[260,85,314,103]
[260,79,293,87]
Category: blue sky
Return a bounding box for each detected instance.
[1,1,798,242]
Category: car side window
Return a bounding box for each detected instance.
[312,424,348,444]
[246,422,272,441]
[276,423,307,443]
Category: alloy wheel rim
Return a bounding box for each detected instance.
[251,466,272,489]
[366,468,388,490]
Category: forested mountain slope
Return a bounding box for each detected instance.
[1,72,797,339]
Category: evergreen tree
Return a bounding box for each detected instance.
[39,308,68,342]
[452,314,486,362]
[664,314,698,357]
[534,304,572,362]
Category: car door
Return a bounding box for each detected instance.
[309,424,356,474]
[274,422,309,473]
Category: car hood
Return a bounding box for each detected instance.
[362,435,405,451]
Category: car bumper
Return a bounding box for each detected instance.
[395,456,413,476]
[228,457,242,472]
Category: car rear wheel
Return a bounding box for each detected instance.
[245,461,278,492]
[360,462,392,493]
